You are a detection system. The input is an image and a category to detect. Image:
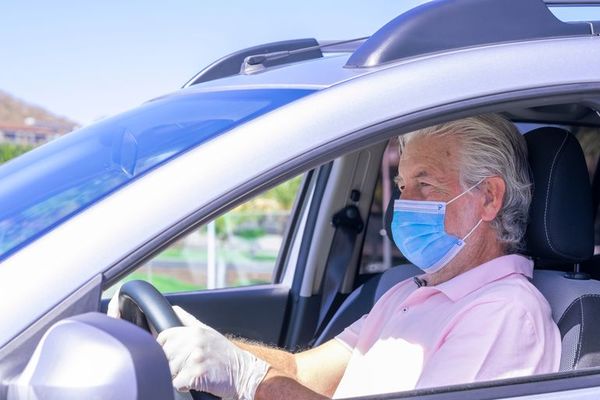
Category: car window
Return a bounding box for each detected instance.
[107,174,303,295]
[359,139,407,275]
[0,88,314,261]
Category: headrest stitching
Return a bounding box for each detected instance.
[543,132,569,258]
[557,294,600,326]
[576,296,584,368]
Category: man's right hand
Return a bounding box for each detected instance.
[107,288,269,399]
[158,306,270,399]
[105,285,350,399]
[106,285,122,319]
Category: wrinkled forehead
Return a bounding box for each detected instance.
[398,133,462,165]
[397,134,462,182]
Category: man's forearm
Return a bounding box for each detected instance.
[255,368,329,400]
[233,339,298,378]
[233,340,328,398]
[232,338,350,398]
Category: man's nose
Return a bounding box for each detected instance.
[398,185,419,201]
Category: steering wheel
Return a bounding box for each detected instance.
[118,280,219,400]
[119,280,182,334]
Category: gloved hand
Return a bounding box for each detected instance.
[106,285,122,319]
[158,306,270,400]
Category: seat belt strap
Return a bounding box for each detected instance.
[592,153,600,219]
[312,202,364,343]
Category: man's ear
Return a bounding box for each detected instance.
[480,176,505,222]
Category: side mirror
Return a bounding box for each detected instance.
[8,312,174,400]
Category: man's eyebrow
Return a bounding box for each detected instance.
[395,169,442,186]
[412,170,443,183]
[394,170,429,183]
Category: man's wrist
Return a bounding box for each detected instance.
[237,353,270,400]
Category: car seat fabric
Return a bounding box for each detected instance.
[317,126,600,372]
[533,270,600,370]
[525,127,599,370]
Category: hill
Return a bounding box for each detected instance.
[0,90,78,131]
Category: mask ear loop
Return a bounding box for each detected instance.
[463,219,483,241]
[447,177,486,205]
[449,177,486,243]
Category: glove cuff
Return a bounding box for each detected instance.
[237,354,270,400]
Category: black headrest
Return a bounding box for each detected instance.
[524,127,593,263]
[384,127,594,263]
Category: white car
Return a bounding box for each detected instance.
[2,0,600,398]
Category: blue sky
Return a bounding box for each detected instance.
[2,1,428,124]
[3,2,598,125]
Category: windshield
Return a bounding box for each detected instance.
[0,88,313,261]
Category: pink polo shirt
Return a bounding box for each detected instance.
[333,254,560,399]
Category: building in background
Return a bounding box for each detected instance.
[0,91,78,146]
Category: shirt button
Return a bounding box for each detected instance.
[402,307,409,313]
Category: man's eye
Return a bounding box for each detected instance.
[419,182,431,187]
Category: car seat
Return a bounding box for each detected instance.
[315,127,600,372]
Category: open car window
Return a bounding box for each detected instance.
[103,174,304,296]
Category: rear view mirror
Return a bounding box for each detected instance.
[8,312,174,400]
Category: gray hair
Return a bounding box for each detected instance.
[398,114,531,253]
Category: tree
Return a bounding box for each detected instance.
[0,143,32,163]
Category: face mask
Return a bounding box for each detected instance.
[390,180,484,273]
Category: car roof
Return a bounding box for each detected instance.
[167,0,600,101]
[174,54,376,93]
[164,0,600,130]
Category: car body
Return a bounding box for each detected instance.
[3,0,600,398]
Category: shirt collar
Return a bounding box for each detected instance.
[427,254,533,302]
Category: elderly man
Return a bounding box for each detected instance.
[110,114,560,399]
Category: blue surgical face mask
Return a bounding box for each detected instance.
[391,180,484,273]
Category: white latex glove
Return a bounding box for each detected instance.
[157,306,270,400]
[106,285,122,319]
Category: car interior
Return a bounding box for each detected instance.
[101,6,600,387]
[312,106,600,372]
[313,122,600,375]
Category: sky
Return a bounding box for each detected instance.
[2,0,429,125]
[3,2,599,125]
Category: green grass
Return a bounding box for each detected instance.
[236,228,266,239]
[232,278,271,286]
[250,251,278,262]
[154,246,277,265]
[124,272,271,293]
[124,272,204,293]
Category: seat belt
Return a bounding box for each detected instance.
[312,193,364,343]
[592,155,600,220]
